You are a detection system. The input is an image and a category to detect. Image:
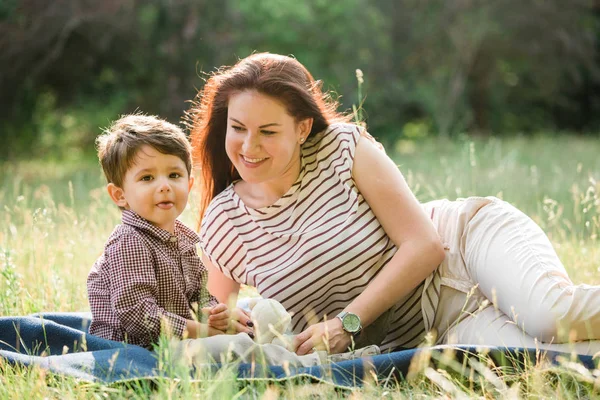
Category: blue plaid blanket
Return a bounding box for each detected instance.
[0,313,596,387]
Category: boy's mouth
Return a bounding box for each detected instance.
[156,201,174,209]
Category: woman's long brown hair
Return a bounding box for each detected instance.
[186,53,351,225]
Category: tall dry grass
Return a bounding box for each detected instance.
[0,135,599,398]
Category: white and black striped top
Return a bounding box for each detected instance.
[200,123,441,351]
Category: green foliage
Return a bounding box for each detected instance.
[1,1,600,161]
[0,0,17,20]
[2,90,129,161]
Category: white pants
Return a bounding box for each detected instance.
[424,197,600,355]
[172,333,323,367]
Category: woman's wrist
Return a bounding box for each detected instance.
[336,310,363,336]
[331,318,353,352]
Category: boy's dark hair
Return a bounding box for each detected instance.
[96,114,192,187]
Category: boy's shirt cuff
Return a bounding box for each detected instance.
[160,310,188,339]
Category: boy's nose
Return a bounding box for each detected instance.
[158,180,171,192]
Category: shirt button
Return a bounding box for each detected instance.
[169,236,178,243]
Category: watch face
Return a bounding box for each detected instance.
[343,313,361,333]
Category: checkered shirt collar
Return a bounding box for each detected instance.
[121,210,200,251]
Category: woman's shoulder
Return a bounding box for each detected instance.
[321,122,364,142]
[322,122,384,155]
[305,122,366,163]
[305,122,359,151]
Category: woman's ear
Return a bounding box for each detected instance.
[107,183,128,208]
[297,118,313,143]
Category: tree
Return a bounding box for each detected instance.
[371,0,600,137]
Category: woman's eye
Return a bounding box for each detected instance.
[170,173,181,179]
[141,175,153,181]
[232,125,245,132]
[261,130,276,135]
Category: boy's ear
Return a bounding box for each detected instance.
[107,183,128,208]
[188,176,195,192]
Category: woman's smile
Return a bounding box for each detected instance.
[241,155,269,167]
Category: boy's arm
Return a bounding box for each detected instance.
[107,234,189,346]
[185,319,223,338]
[196,267,219,308]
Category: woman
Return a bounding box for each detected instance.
[188,53,600,356]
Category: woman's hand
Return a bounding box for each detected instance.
[229,307,255,338]
[293,318,352,355]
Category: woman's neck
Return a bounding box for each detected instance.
[235,159,301,209]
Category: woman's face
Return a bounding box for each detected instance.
[225,90,311,187]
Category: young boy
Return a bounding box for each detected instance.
[87,114,229,348]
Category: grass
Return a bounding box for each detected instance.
[0,134,599,398]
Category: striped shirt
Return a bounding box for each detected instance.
[200,123,441,351]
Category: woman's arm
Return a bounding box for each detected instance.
[343,134,445,326]
[294,134,445,354]
[202,254,253,334]
[203,253,241,304]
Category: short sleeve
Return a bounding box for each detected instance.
[199,196,246,284]
[309,123,377,172]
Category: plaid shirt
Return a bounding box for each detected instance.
[87,210,217,347]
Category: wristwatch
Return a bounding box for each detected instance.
[336,311,362,335]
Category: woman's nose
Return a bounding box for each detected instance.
[242,132,259,151]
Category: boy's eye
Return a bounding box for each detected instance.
[169,172,181,179]
[141,175,153,181]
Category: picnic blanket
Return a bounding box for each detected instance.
[0,313,596,388]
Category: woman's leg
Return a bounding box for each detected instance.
[463,198,600,343]
[446,305,600,355]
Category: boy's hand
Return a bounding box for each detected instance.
[185,319,224,338]
[202,303,230,332]
[206,324,225,337]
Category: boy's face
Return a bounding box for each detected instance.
[107,145,193,233]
